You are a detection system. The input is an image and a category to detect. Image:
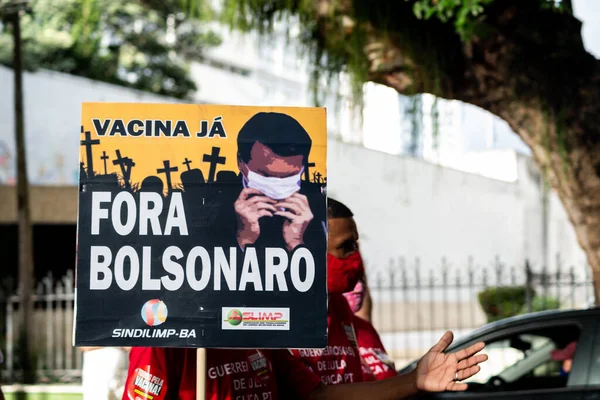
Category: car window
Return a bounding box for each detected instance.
[464,339,525,384]
[533,359,562,377]
[463,324,580,393]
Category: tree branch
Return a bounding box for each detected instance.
[307,0,600,289]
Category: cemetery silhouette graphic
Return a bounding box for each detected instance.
[79,126,326,199]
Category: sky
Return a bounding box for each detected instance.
[573,0,600,58]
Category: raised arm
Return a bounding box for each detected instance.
[308,332,487,400]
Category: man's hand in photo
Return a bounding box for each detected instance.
[275,193,314,251]
[234,188,277,249]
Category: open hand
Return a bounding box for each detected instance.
[416,331,487,392]
[234,188,276,249]
[274,193,314,251]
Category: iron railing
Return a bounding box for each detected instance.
[368,257,595,364]
[0,256,595,382]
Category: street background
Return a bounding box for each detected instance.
[0,0,599,398]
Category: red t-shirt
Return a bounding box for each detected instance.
[353,315,397,380]
[123,347,321,400]
[290,294,370,385]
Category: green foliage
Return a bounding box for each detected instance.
[478,286,532,322]
[522,295,561,313]
[212,0,571,106]
[412,0,569,41]
[214,0,565,97]
[219,0,370,107]
[410,0,492,41]
[479,286,561,323]
[0,0,220,99]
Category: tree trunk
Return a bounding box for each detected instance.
[314,0,600,303]
[12,10,36,383]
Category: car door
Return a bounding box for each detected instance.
[582,317,600,400]
[415,315,596,400]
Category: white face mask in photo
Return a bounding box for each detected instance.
[246,168,303,200]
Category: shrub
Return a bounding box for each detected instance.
[478,286,534,323]
[520,295,560,314]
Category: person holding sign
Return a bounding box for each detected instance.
[123,199,487,399]
[123,347,326,400]
[124,338,485,400]
[287,198,488,395]
[75,103,485,399]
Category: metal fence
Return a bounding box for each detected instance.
[369,257,596,365]
[0,257,596,382]
[0,270,82,383]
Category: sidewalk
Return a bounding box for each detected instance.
[1,384,83,400]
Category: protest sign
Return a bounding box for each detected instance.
[74,103,328,349]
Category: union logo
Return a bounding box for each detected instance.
[141,299,168,327]
[226,309,243,326]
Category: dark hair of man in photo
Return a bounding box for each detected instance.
[237,112,312,164]
[232,111,323,252]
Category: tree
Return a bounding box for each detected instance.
[0,0,221,99]
[0,0,35,384]
[207,0,600,303]
[0,0,217,383]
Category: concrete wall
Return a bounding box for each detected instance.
[0,186,77,223]
[0,66,586,274]
[0,66,184,186]
[327,140,587,275]
[327,141,589,360]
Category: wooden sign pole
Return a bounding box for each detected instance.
[196,348,207,400]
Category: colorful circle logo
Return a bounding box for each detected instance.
[141,299,168,327]
[227,309,243,326]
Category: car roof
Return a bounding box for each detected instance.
[398,307,600,371]
[455,307,600,345]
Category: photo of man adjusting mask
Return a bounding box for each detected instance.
[214,111,326,252]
